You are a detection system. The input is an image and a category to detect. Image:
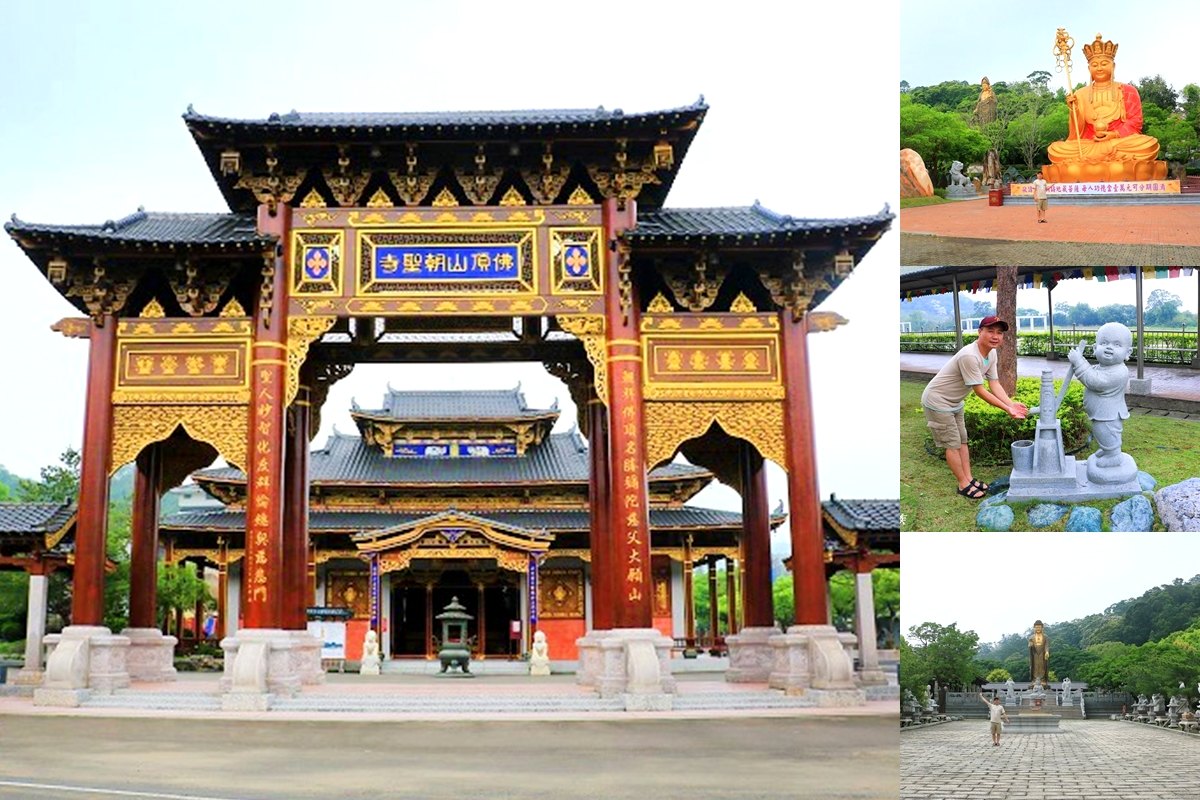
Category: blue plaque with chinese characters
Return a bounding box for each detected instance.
[373,245,520,282]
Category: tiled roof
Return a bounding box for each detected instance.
[353,386,556,421]
[625,203,894,243]
[183,101,708,134]
[160,506,749,533]
[5,210,270,248]
[0,502,75,534]
[194,431,709,487]
[822,498,899,532]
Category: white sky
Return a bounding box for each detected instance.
[903,532,1200,644]
[902,0,1197,92]
[0,2,901,553]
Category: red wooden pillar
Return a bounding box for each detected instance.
[281,383,311,630]
[601,198,653,629]
[586,396,613,630]
[127,444,162,629]
[72,313,117,626]
[739,442,774,627]
[780,311,827,625]
[243,205,291,629]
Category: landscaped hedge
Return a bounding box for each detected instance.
[901,331,1197,364]
[959,377,1089,465]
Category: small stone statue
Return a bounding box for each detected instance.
[1066,324,1136,484]
[1004,678,1016,704]
[1061,676,1072,706]
[529,630,551,677]
[360,629,381,676]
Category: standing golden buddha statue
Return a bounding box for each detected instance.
[1043,33,1167,182]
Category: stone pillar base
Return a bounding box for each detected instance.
[33,625,130,705]
[858,668,891,686]
[220,628,301,702]
[287,630,325,685]
[769,624,865,705]
[575,629,613,688]
[594,628,675,704]
[725,626,778,683]
[121,628,178,682]
[12,667,44,687]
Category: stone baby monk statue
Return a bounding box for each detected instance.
[1044,32,1165,182]
[1066,322,1135,484]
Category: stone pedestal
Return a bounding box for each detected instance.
[725,626,777,683]
[768,624,865,706]
[121,628,178,682]
[33,625,130,706]
[15,573,48,686]
[220,628,300,710]
[592,628,675,709]
[575,629,612,688]
[288,630,326,685]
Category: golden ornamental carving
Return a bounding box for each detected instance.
[326,168,372,208]
[389,171,436,206]
[235,171,304,212]
[588,143,661,204]
[567,186,594,205]
[730,292,757,314]
[111,404,248,472]
[665,253,727,312]
[366,187,392,208]
[555,314,607,406]
[643,401,787,472]
[299,189,325,208]
[51,317,91,339]
[286,316,337,407]
[498,186,526,206]
[431,187,459,207]
[69,263,137,322]
[646,293,674,313]
[139,299,166,318]
[525,145,570,204]
[220,298,247,317]
[538,568,585,618]
[314,549,363,565]
[808,311,849,333]
[462,148,502,205]
[171,260,236,317]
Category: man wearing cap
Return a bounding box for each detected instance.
[921,316,1028,499]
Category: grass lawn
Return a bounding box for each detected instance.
[900,378,1199,532]
[899,196,950,209]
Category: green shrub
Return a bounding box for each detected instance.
[962,377,1089,465]
[900,331,1197,364]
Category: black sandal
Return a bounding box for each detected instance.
[958,483,987,500]
[969,478,989,493]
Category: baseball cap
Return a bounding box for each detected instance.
[978,316,1010,331]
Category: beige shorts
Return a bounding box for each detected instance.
[991,722,1002,735]
[924,407,968,450]
[1036,198,1048,211]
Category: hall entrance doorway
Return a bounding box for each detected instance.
[389,564,522,659]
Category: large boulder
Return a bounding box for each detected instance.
[1155,478,1200,532]
[900,149,934,198]
[1027,504,1069,529]
[976,504,1014,531]
[1065,506,1103,532]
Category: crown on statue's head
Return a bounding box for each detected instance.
[1083,33,1118,62]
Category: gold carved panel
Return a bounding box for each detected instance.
[111,404,248,471]
[642,332,783,402]
[113,319,253,406]
[652,556,672,617]
[643,401,786,472]
[555,314,607,406]
[538,567,584,619]
[549,227,602,295]
[326,570,370,619]
[286,316,337,407]
[290,230,344,296]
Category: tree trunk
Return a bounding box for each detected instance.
[996,266,1019,395]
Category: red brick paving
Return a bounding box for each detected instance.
[902,200,1200,246]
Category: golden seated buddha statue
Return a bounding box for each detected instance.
[1043,34,1167,183]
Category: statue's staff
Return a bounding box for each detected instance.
[1053,28,1085,162]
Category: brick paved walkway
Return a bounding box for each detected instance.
[902,720,1200,799]
[902,202,1200,245]
[900,234,1200,267]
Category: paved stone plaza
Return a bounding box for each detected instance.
[902,720,1200,799]
[900,234,1200,267]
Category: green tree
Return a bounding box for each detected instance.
[772,573,793,629]
[985,667,1013,683]
[157,562,211,634]
[1146,289,1184,326]
[1027,71,1052,94]
[1147,115,1200,165]
[909,80,977,112]
[899,636,928,704]
[906,622,981,691]
[1136,74,1178,113]
[18,448,81,502]
[900,95,989,185]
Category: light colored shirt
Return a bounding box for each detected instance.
[1033,178,1049,200]
[988,703,1006,723]
[921,341,999,412]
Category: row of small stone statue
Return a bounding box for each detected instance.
[900,688,956,727]
[1120,693,1199,732]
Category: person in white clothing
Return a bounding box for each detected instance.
[980,692,1011,746]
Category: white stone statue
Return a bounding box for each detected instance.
[1061,676,1072,706]
[529,630,551,677]
[1066,324,1135,483]
[360,629,381,676]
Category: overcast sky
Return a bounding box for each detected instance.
[902,0,1196,92]
[903,532,1200,644]
[0,2,901,551]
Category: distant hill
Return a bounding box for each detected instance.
[0,465,21,497]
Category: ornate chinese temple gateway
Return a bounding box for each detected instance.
[6,99,892,707]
